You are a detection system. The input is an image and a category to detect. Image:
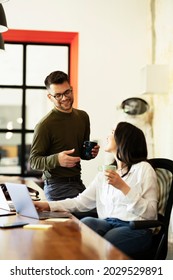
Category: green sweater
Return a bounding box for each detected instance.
[29,108,90,179]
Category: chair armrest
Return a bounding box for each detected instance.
[129,220,164,229]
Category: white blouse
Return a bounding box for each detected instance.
[49,161,158,221]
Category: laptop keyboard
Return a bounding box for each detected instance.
[38,211,71,218]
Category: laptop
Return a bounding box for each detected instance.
[0,187,16,216]
[5,182,71,220]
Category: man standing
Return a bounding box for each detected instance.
[29,70,99,200]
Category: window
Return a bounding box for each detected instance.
[0,29,78,177]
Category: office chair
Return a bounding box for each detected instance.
[72,209,98,219]
[130,158,173,260]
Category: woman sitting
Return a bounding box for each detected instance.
[34,122,158,257]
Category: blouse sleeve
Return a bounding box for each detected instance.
[124,163,158,220]
[48,176,98,212]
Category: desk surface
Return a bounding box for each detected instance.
[0,177,130,260]
[0,214,130,260]
[0,175,46,200]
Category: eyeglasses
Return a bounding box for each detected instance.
[50,87,73,100]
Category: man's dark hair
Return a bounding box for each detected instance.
[44,71,70,89]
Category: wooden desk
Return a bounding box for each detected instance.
[0,214,130,260]
[0,177,130,260]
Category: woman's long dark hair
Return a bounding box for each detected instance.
[113,122,148,175]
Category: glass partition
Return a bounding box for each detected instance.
[0,44,23,85]
[0,41,69,177]
[26,45,68,86]
[0,88,22,130]
[0,133,21,174]
[25,89,52,130]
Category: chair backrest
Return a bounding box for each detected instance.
[148,158,173,259]
[148,158,173,224]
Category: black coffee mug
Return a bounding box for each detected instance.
[82,141,97,160]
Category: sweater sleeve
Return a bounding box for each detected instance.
[29,123,58,171]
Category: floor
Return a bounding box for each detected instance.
[166,242,173,259]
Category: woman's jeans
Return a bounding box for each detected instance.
[81,217,153,257]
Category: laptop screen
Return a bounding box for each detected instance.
[0,186,11,211]
[5,182,39,219]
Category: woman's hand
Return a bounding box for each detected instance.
[34,201,50,211]
[105,170,130,195]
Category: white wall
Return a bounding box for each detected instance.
[3,0,149,185]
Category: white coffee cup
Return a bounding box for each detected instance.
[98,165,116,172]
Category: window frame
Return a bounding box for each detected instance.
[1,29,79,177]
[3,29,79,107]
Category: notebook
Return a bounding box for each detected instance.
[0,187,16,216]
[5,182,71,220]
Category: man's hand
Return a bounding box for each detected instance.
[91,144,100,158]
[58,148,80,167]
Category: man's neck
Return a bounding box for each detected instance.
[55,106,73,113]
